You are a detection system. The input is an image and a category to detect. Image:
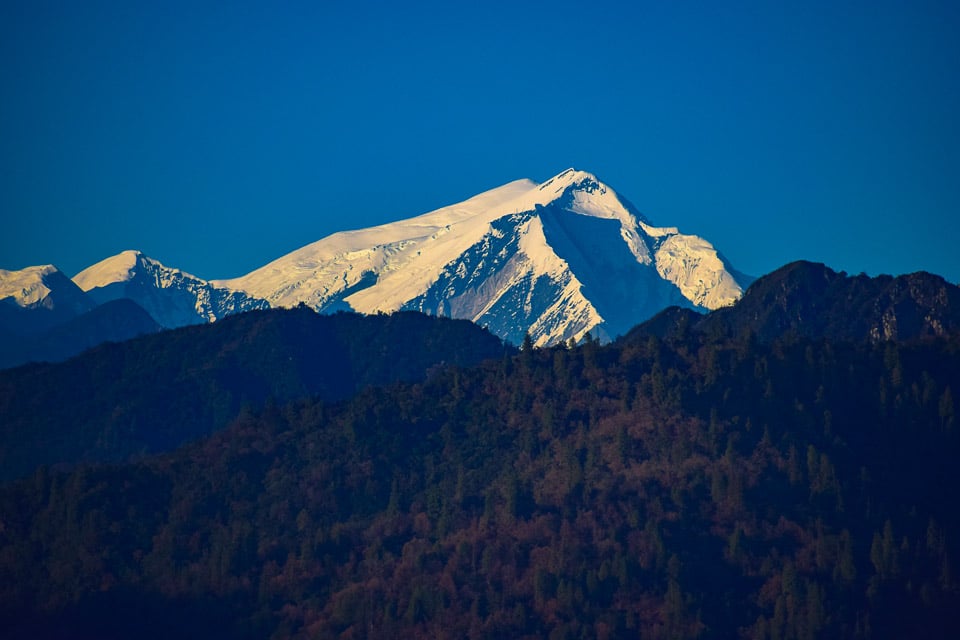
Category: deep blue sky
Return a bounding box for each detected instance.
[2,0,958,283]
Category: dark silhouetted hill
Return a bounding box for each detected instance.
[625,261,960,344]
[1,325,957,638]
[0,298,161,369]
[0,308,508,480]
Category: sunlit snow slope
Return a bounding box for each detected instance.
[220,169,748,345]
[1,264,91,312]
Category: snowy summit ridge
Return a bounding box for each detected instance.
[0,168,750,351]
[74,250,268,328]
[219,168,749,345]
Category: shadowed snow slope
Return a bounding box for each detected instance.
[0,264,95,337]
[218,169,748,345]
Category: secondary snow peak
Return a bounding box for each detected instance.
[73,251,268,328]
[72,250,144,291]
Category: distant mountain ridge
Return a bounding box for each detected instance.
[9,171,958,364]
[0,254,266,368]
[73,250,269,328]
[0,299,160,369]
[1,168,750,365]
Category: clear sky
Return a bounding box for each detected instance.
[2,0,958,283]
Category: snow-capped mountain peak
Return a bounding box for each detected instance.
[536,168,601,195]
[528,168,606,205]
[6,169,747,347]
[500,168,637,220]
[221,168,750,345]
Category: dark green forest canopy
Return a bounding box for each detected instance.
[625,261,960,345]
[0,308,510,480]
[2,328,959,639]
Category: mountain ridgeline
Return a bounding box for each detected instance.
[73,250,270,328]
[0,308,509,480]
[1,169,750,369]
[4,262,955,482]
[1,292,959,638]
[1,263,959,638]
[0,254,266,369]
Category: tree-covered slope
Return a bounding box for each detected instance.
[2,332,958,638]
[0,308,509,480]
[626,261,960,345]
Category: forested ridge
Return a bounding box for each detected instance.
[0,308,508,480]
[627,261,960,345]
[2,324,958,638]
